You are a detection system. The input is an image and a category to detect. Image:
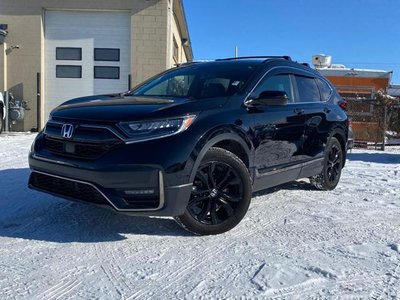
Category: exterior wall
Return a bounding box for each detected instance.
[0,0,192,131]
[325,76,390,95]
[131,0,169,86]
[0,14,42,131]
[170,13,188,67]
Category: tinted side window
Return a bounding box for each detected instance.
[295,76,320,102]
[253,74,293,102]
[316,78,332,101]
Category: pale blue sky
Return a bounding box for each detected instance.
[184,0,400,83]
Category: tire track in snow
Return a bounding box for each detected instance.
[265,273,383,299]
[130,202,297,299]
[94,243,136,298]
[38,279,81,300]
[372,260,400,300]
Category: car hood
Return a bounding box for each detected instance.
[50,94,227,123]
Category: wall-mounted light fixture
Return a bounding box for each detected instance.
[5,45,20,55]
[181,38,189,47]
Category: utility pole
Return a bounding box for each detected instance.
[234,46,238,58]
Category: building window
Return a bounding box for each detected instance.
[173,37,179,62]
[56,48,82,61]
[94,66,120,79]
[94,48,120,61]
[56,65,82,78]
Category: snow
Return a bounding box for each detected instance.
[0,133,399,299]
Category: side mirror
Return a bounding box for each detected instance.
[246,90,289,107]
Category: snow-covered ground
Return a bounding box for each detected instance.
[0,133,399,299]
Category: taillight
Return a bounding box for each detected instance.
[338,100,347,111]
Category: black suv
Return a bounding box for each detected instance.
[29,56,348,235]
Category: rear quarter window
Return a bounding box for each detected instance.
[316,78,333,101]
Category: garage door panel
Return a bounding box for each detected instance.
[44,10,131,120]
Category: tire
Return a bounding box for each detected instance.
[310,137,343,191]
[175,147,252,235]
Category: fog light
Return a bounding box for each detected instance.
[124,189,155,195]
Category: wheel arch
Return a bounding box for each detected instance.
[189,131,252,182]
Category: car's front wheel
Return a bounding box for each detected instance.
[310,137,343,190]
[175,147,251,235]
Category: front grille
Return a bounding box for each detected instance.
[44,136,119,159]
[30,172,109,206]
[43,121,122,160]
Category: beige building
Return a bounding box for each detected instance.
[0,0,193,131]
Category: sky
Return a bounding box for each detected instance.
[184,0,400,83]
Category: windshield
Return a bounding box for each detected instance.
[131,62,259,100]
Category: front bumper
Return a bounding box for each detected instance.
[28,153,192,216]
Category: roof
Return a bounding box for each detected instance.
[317,67,392,79]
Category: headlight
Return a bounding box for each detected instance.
[118,115,196,142]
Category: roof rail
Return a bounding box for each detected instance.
[174,61,205,67]
[215,56,292,62]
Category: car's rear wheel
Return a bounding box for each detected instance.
[175,147,251,235]
[310,137,343,191]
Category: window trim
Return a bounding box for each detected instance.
[56,47,82,61]
[94,66,120,80]
[56,65,82,79]
[94,48,120,62]
[245,66,331,105]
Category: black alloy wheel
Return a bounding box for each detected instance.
[326,143,341,183]
[175,147,251,235]
[188,161,243,225]
[310,137,343,190]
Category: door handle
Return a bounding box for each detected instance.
[293,108,304,115]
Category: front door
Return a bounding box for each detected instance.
[249,71,306,176]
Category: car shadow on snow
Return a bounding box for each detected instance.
[0,168,191,243]
[347,152,400,164]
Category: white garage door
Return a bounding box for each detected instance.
[44,10,131,119]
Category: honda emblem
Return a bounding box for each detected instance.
[61,124,74,139]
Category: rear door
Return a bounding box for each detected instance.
[292,72,329,162]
